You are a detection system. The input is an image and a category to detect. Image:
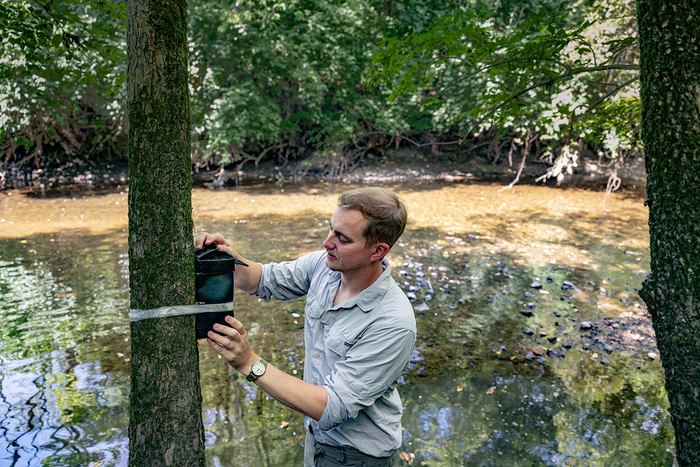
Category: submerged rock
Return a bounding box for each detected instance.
[525,352,547,365]
[413,303,430,312]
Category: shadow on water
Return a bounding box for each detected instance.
[0,181,673,466]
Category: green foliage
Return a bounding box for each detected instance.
[0,0,643,179]
[187,0,448,166]
[369,0,641,180]
[0,0,126,163]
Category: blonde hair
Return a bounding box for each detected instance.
[337,187,408,249]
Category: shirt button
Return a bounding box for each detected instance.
[314,352,320,358]
[313,379,318,385]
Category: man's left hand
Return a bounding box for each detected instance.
[207,315,259,376]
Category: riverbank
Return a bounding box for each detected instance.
[0,147,646,194]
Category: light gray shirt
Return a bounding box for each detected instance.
[254,250,416,457]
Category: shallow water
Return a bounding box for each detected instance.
[0,181,674,466]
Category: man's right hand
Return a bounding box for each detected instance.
[195,232,236,256]
[194,231,263,294]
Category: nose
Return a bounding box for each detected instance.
[323,231,334,249]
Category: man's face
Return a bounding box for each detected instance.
[322,207,376,273]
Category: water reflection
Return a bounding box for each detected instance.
[0,182,674,466]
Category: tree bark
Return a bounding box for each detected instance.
[126,0,205,465]
[637,0,700,464]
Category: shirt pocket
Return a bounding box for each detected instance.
[326,327,363,369]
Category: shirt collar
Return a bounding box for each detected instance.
[330,258,392,313]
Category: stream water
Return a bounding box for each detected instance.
[0,181,675,466]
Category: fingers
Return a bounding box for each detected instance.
[206,317,246,350]
[206,317,254,372]
[225,315,246,335]
[194,232,230,249]
[194,231,209,249]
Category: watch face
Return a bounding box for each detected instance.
[252,361,265,376]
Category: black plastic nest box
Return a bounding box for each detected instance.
[194,242,247,339]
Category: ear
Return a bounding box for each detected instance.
[369,242,390,263]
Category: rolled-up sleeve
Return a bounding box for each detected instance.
[254,251,325,302]
[318,322,416,431]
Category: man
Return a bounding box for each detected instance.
[196,187,416,467]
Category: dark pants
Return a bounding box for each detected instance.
[312,438,399,467]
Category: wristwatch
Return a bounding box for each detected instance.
[246,358,268,382]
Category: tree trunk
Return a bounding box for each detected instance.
[126,0,205,465]
[637,0,700,464]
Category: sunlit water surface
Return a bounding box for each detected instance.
[0,181,674,466]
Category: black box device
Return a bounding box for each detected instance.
[194,242,247,339]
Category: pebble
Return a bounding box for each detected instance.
[531,281,543,289]
[523,327,535,336]
[547,348,565,359]
[406,292,417,301]
[648,352,658,360]
[580,321,592,330]
[519,310,533,317]
[413,303,430,312]
[531,345,545,356]
[525,352,547,365]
